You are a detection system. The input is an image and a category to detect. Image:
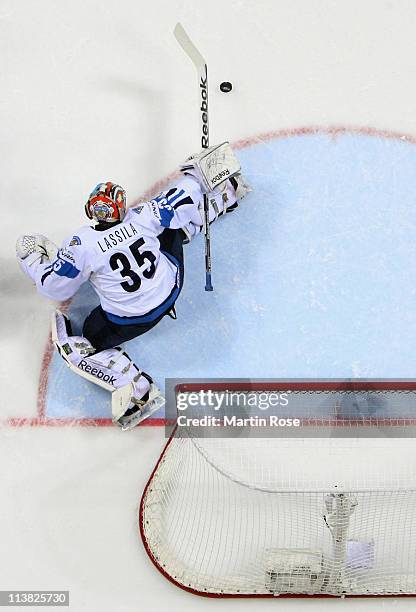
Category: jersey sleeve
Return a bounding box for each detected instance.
[25,237,90,301]
[131,176,204,233]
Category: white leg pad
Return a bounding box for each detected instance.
[51,310,165,428]
[113,383,165,431]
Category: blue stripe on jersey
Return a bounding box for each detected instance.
[159,206,174,228]
[167,189,185,204]
[152,188,188,227]
[154,188,186,206]
[40,264,54,285]
[55,259,80,279]
[49,255,81,279]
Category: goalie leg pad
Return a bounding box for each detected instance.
[114,383,165,431]
[51,310,165,428]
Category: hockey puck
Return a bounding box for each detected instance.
[219,81,233,93]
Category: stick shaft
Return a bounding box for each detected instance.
[174,23,213,290]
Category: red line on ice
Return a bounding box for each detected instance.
[8,124,416,428]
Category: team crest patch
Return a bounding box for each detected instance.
[132,205,144,215]
[69,235,82,246]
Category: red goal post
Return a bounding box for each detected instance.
[140,379,416,597]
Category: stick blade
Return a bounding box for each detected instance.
[174,22,206,69]
[205,273,213,292]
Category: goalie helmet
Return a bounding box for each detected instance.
[85,182,127,224]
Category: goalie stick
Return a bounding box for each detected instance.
[174,22,213,291]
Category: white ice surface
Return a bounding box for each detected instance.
[2,0,416,609]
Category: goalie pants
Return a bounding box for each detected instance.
[82,229,185,351]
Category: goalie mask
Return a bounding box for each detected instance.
[85,182,127,224]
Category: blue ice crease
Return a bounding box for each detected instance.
[45,132,416,419]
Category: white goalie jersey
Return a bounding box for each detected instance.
[20,175,238,319]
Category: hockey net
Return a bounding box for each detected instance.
[139,381,416,597]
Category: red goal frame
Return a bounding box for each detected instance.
[139,379,416,598]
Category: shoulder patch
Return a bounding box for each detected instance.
[69,235,82,246]
[132,205,144,215]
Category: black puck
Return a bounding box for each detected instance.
[219,81,232,93]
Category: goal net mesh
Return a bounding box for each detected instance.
[140,384,416,596]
